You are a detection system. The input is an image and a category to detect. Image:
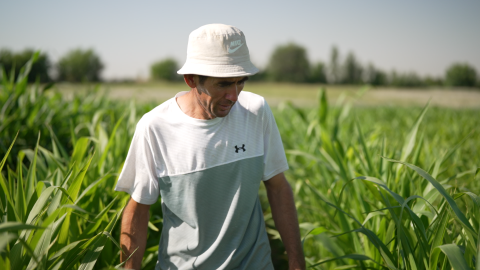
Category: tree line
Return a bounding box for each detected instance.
[152,43,479,88]
[1,46,478,88]
[0,48,103,83]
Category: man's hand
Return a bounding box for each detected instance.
[120,197,150,270]
[264,173,306,270]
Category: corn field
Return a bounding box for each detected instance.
[1,53,479,269]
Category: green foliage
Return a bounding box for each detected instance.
[389,70,425,88]
[267,43,310,83]
[273,93,479,269]
[248,70,268,82]
[0,54,158,269]
[423,76,444,87]
[328,45,341,84]
[309,62,327,83]
[341,52,363,84]
[57,48,103,82]
[364,63,388,86]
[1,53,479,269]
[150,58,181,81]
[445,63,478,87]
[0,49,50,83]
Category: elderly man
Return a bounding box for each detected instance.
[115,24,305,270]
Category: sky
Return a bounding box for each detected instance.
[1,0,479,80]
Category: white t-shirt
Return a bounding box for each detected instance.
[115,91,288,270]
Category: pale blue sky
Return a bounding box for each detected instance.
[1,0,479,80]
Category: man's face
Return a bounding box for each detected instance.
[194,76,248,119]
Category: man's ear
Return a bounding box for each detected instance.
[184,74,197,88]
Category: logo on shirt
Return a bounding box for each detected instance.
[228,40,244,54]
[234,144,246,153]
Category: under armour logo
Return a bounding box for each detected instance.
[235,144,246,153]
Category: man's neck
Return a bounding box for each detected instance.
[176,89,215,120]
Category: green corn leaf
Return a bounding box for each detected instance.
[77,234,107,270]
[69,137,90,168]
[302,227,327,247]
[309,254,388,269]
[0,222,44,233]
[67,154,94,202]
[477,207,480,270]
[318,88,328,126]
[61,204,93,215]
[355,121,373,175]
[25,132,41,206]
[400,100,429,162]
[83,196,118,236]
[25,186,56,224]
[383,157,475,233]
[48,239,87,261]
[0,131,19,205]
[15,151,27,222]
[97,114,126,174]
[75,173,113,204]
[0,232,16,253]
[115,246,138,269]
[436,244,469,270]
[429,204,450,270]
[102,231,122,251]
[15,51,39,83]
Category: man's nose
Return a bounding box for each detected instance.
[225,84,239,102]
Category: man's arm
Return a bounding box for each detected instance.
[264,172,306,270]
[120,197,150,270]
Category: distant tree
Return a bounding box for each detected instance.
[364,63,387,86]
[424,76,443,87]
[150,58,181,81]
[310,62,327,83]
[445,63,477,87]
[57,48,103,82]
[267,43,310,83]
[248,69,267,82]
[389,70,424,88]
[328,45,341,84]
[0,49,50,82]
[341,52,363,84]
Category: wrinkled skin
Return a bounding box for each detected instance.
[178,75,249,119]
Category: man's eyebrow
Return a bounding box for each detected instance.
[217,80,235,85]
[217,77,249,85]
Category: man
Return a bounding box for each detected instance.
[115,24,305,270]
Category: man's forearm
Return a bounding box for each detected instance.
[265,174,306,270]
[120,198,150,270]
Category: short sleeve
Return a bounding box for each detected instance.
[262,101,289,180]
[114,120,160,205]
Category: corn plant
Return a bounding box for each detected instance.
[270,90,479,269]
[1,53,479,269]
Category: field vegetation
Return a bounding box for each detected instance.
[1,54,479,269]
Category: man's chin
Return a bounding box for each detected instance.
[214,109,232,118]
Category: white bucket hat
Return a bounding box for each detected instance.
[177,24,259,77]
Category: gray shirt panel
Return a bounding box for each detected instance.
[156,156,274,270]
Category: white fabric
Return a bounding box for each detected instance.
[177,24,259,77]
[115,91,288,205]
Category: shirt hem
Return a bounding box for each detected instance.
[262,165,289,181]
[114,187,158,205]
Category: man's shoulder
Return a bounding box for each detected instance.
[237,91,267,114]
[136,97,176,130]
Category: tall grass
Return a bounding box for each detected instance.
[271,91,479,269]
[1,54,478,269]
[0,53,161,269]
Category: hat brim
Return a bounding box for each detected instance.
[177,60,259,78]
